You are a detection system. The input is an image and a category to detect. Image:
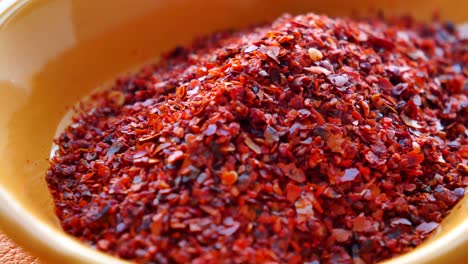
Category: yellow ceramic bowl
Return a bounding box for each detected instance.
[0,0,466,263]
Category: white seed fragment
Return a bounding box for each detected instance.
[308,47,323,62]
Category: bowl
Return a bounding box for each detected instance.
[0,0,466,263]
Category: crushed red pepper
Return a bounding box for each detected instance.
[47,13,468,264]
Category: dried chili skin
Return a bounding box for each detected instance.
[47,13,468,264]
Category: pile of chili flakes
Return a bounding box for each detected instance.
[47,13,468,264]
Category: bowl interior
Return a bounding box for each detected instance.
[0,0,466,263]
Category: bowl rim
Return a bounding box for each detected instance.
[0,2,127,263]
[0,1,467,263]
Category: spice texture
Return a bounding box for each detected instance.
[47,13,467,263]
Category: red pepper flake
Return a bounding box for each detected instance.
[353,215,379,233]
[259,45,280,64]
[46,11,468,264]
[244,137,262,154]
[332,228,352,243]
[404,151,425,167]
[167,150,185,164]
[220,170,238,185]
[415,222,439,234]
[391,218,412,226]
[341,168,360,183]
[96,164,111,178]
[295,194,315,217]
[368,35,396,50]
[304,66,331,76]
[376,77,393,91]
[278,163,306,183]
[401,113,423,129]
[204,124,217,136]
[326,134,345,152]
[364,150,380,165]
[219,221,240,236]
[244,45,258,53]
[286,183,302,203]
[328,74,349,87]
